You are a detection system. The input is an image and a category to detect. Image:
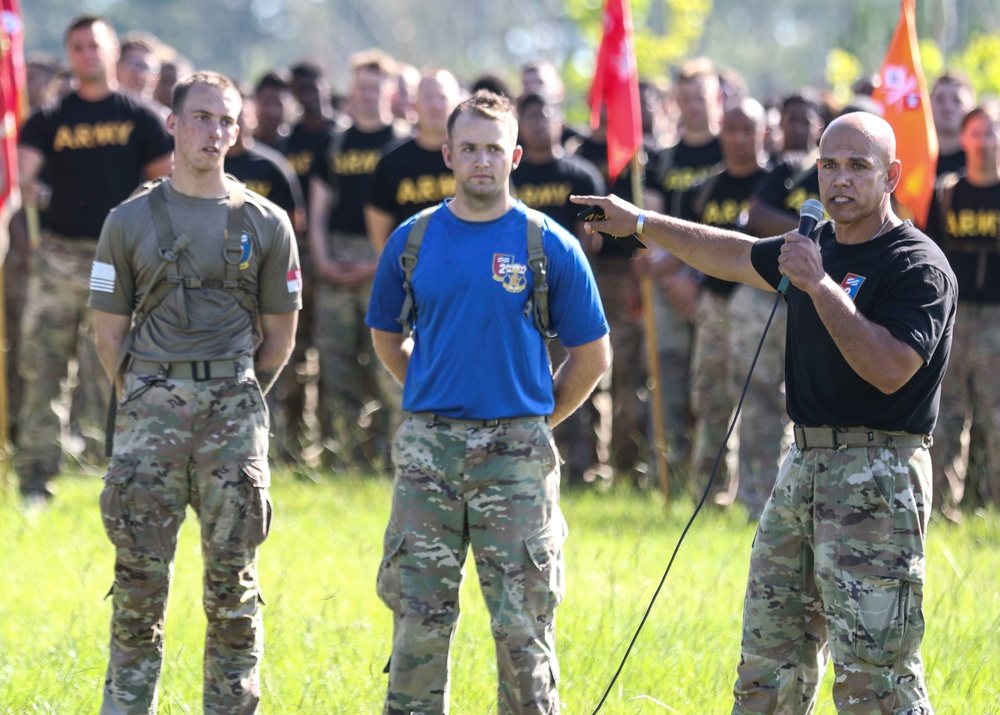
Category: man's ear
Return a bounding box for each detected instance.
[166,113,177,136]
[442,142,452,169]
[512,144,523,170]
[885,159,902,193]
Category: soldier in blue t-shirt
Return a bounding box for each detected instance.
[367,91,610,714]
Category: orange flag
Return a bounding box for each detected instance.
[871,0,938,229]
[589,0,641,182]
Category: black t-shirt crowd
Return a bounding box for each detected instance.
[366,138,455,227]
[511,154,606,236]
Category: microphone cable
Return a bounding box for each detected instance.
[590,285,786,714]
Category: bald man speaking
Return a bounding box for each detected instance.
[574,112,956,714]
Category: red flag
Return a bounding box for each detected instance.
[871,0,938,229]
[0,0,26,212]
[589,0,641,183]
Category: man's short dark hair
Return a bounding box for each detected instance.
[290,61,326,82]
[64,15,116,45]
[447,90,517,139]
[254,71,289,95]
[172,71,239,114]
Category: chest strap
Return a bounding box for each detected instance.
[396,206,553,340]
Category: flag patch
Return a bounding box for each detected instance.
[90,261,116,293]
[286,268,302,293]
[840,273,866,300]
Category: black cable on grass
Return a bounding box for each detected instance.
[591,288,786,714]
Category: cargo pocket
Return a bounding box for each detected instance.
[850,574,923,668]
[523,513,569,616]
[99,457,139,548]
[376,524,405,612]
[238,458,273,548]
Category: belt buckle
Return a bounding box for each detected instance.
[192,361,211,381]
[482,419,500,428]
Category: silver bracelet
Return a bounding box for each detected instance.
[635,211,645,235]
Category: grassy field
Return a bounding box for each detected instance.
[1,469,998,714]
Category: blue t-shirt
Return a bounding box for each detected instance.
[367,201,609,420]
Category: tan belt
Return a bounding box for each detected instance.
[412,412,548,429]
[130,358,248,382]
[793,425,932,451]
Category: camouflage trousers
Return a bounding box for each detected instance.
[99,360,272,715]
[16,232,107,493]
[733,442,933,714]
[690,289,736,496]
[727,285,791,519]
[651,280,694,472]
[377,415,566,715]
[930,302,1000,509]
[313,237,401,472]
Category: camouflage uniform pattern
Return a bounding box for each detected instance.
[733,442,933,714]
[689,289,736,496]
[16,232,107,494]
[727,285,791,518]
[651,280,694,472]
[930,302,1000,509]
[377,415,565,715]
[314,232,400,471]
[591,259,646,475]
[99,362,271,715]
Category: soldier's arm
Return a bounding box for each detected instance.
[142,152,174,181]
[93,309,132,397]
[17,146,44,203]
[364,204,398,256]
[550,334,611,428]
[371,328,411,386]
[255,312,297,394]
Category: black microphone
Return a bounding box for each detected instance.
[777,198,825,294]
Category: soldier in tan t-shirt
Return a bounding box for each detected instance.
[89,71,301,715]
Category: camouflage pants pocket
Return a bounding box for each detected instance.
[238,458,273,549]
[844,574,924,668]
[523,512,569,615]
[99,457,139,548]
[376,524,405,612]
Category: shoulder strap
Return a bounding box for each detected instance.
[396,205,439,335]
[525,210,556,340]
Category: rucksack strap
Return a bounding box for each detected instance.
[525,210,555,340]
[396,206,439,336]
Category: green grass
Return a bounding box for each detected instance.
[1,471,998,714]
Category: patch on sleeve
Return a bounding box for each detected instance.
[286,268,302,293]
[90,261,116,293]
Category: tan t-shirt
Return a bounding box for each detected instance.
[89,179,302,362]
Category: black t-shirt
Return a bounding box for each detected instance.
[936,149,965,177]
[680,167,769,296]
[753,158,821,218]
[312,123,407,234]
[645,137,723,213]
[283,118,337,210]
[225,143,303,219]
[511,154,606,236]
[926,175,1000,304]
[366,138,455,227]
[19,91,173,239]
[570,136,655,258]
[751,221,957,434]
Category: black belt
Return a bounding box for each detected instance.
[130,358,246,381]
[793,426,932,451]
[412,412,548,429]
